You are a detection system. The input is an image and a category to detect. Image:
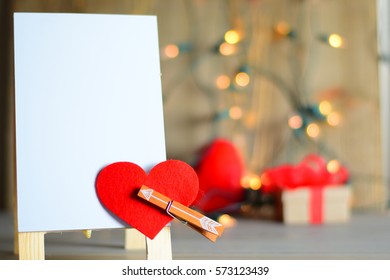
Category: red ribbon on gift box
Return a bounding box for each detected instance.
[310,187,323,224]
[260,154,349,194]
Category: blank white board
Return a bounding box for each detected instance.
[14,13,166,232]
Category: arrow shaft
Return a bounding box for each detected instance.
[138,185,224,239]
[145,189,203,223]
[170,203,202,222]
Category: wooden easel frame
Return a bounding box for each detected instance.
[14,227,172,260]
[14,193,172,260]
[14,13,172,260]
[13,181,172,260]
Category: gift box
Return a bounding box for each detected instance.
[281,185,351,224]
[259,154,351,224]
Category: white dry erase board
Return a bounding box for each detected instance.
[14,13,166,232]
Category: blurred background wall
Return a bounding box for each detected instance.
[0,0,387,212]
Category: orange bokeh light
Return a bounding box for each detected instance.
[164,44,179,58]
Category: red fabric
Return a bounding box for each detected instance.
[193,138,245,213]
[96,160,199,239]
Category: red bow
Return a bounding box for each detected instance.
[260,154,349,193]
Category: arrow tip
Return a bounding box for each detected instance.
[140,188,153,201]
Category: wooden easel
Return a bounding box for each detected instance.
[14,227,172,260]
[13,13,172,261]
[13,180,172,260]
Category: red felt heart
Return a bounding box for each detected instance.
[96,160,199,239]
[193,138,245,213]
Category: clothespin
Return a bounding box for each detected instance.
[137,185,224,242]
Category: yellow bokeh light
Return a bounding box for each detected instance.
[235,72,250,87]
[240,175,251,189]
[306,123,320,138]
[241,174,262,190]
[288,115,303,129]
[215,75,231,90]
[218,214,237,228]
[327,112,341,126]
[328,33,344,48]
[164,44,179,58]
[229,106,243,120]
[219,42,237,56]
[224,30,240,44]
[319,100,332,115]
[327,159,341,174]
[249,176,262,190]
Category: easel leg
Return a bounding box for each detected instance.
[124,228,146,250]
[14,226,19,255]
[146,226,172,260]
[18,232,45,260]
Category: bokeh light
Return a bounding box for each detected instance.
[229,106,243,120]
[327,159,341,174]
[327,112,341,126]
[235,72,250,87]
[249,176,262,190]
[275,21,290,36]
[218,214,237,228]
[215,75,231,90]
[241,174,262,190]
[288,115,303,129]
[164,44,179,58]
[319,100,332,115]
[224,30,240,44]
[306,123,320,138]
[328,33,344,48]
[240,175,251,189]
[219,42,237,56]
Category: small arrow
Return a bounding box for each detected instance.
[137,185,224,241]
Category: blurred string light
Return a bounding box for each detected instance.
[327,111,341,126]
[162,42,193,59]
[288,114,303,130]
[289,100,341,139]
[229,106,243,120]
[217,29,241,56]
[328,33,344,48]
[306,123,320,138]
[235,72,250,87]
[318,33,345,48]
[234,65,251,87]
[160,12,347,180]
[163,44,179,59]
[219,42,237,56]
[215,74,231,90]
[217,214,237,228]
[273,21,297,39]
[240,173,262,190]
[327,159,341,173]
[319,100,332,115]
[215,106,243,121]
[319,100,341,126]
[214,65,251,91]
[224,30,241,44]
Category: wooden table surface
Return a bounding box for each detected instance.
[1,211,390,260]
